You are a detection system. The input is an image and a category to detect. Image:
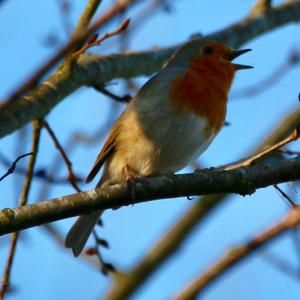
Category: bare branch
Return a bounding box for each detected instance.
[73,18,130,57]
[273,184,296,207]
[0,120,41,299]
[93,85,132,103]
[260,250,300,281]
[0,153,33,182]
[224,124,299,170]
[0,151,84,184]
[89,231,116,275]
[44,121,81,192]
[1,0,139,106]
[1,1,300,138]
[72,0,102,36]
[173,207,300,300]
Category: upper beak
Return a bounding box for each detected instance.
[228,48,253,70]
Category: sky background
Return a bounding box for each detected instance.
[1,0,300,299]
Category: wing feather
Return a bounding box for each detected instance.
[86,124,119,183]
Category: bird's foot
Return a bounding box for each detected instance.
[124,164,139,206]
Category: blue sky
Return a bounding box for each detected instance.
[1,0,300,299]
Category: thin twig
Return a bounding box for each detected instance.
[1,0,139,106]
[173,207,300,300]
[260,250,300,281]
[273,184,297,208]
[71,0,102,38]
[35,101,118,201]
[32,104,118,259]
[93,84,132,103]
[13,127,29,204]
[44,118,110,279]
[0,153,33,182]
[279,149,300,156]
[90,231,115,275]
[224,125,299,171]
[36,106,118,268]
[73,18,130,57]
[0,151,84,184]
[44,121,81,192]
[0,120,42,300]
[19,122,42,206]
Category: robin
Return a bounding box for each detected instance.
[65,38,252,256]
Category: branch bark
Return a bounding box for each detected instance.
[0,156,300,236]
[1,0,300,138]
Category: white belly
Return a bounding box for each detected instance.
[104,109,216,185]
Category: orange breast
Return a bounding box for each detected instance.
[169,57,235,133]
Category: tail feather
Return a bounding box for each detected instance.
[65,211,102,256]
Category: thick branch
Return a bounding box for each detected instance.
[0,156,299,235]
[1,0,300,138]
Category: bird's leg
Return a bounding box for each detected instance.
[124,164,135,182]
[123,164,137,205]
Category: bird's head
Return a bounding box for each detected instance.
[165,38,253,72]
[194,43,252,70]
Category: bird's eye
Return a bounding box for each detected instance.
[202,46,214,54]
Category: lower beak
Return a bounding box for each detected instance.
[232,63,253,70]
[228,49,253,70]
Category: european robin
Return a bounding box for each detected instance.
[65,38,252,256]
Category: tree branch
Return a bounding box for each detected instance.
[105,107,300,300]
[0,156,299,236]
[72,0,102,37]
[224,125,299,170]
[1,0,139,107]
[44,121,81,192]
[173,207,300,300]
[1,0,300,138]
[0,153,33,182]
[0,120,41,299]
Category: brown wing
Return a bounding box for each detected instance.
[86,125,119,183]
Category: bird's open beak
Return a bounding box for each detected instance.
[228,49,253,70]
